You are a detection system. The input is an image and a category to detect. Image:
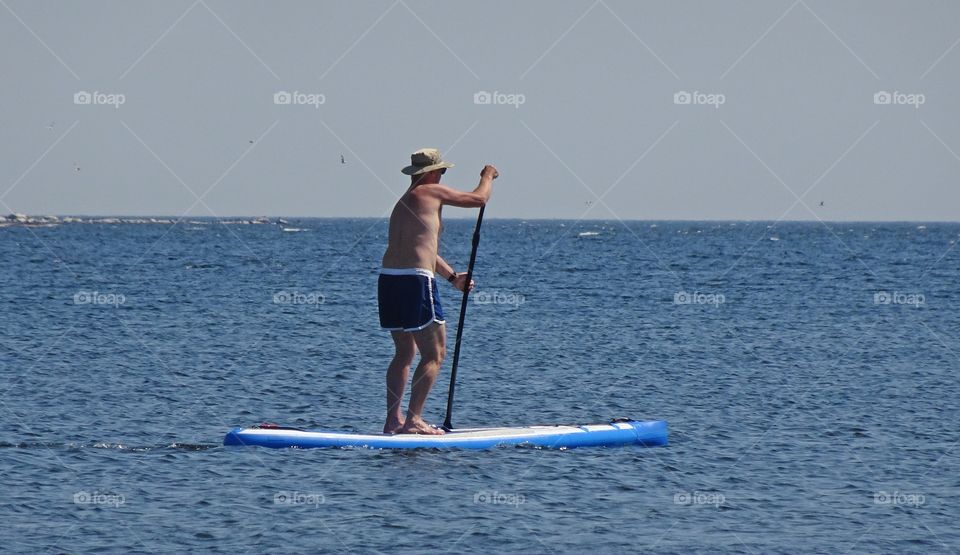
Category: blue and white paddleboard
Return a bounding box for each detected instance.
[223,419,667,450]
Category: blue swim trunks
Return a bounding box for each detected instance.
[378,268,446,332]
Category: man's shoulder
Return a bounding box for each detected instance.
[398,187,441,214]
[409,183,451,198]
[423,183,461,194]
[414,183,447,191]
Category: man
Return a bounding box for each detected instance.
[378,148,498,435]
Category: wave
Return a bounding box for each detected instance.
[0,441,220,451]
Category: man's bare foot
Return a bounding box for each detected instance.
[383,416,405,434]
[398,416,445,435]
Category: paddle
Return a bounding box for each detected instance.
[442,204,485,431]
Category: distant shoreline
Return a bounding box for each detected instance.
[2,214,959,226]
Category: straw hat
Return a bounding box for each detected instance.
[401,148,455,175]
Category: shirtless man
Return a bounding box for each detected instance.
[378,148,498,435]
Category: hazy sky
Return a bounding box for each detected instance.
[1,0,958,220]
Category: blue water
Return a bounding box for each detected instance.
[1,219,958,553]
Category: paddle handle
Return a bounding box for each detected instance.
[442,204,485,431]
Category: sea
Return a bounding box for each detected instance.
[1,218,958,553]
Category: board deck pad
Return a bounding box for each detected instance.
[223,419,667,450]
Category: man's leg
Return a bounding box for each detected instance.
[384,331,416,434]
[400,322,447,435]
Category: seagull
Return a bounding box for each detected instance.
[340,154,345,164]
[73,162,81,172]
[819,201,824,207]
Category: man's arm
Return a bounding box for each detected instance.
[436,255,475,293]
[435,256,456,281]
[426,165,498,208]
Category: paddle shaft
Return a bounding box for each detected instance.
[442,204,485,431]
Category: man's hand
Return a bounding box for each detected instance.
[452,273,476,293]
[481,165,499,180]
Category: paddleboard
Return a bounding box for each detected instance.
[223,419,667,450]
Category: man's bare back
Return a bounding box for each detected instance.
[382,185,444,271]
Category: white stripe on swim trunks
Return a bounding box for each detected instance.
[380,268,434,278]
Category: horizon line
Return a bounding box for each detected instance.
[3,213,959,224]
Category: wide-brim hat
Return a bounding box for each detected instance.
[401,148,455,175]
